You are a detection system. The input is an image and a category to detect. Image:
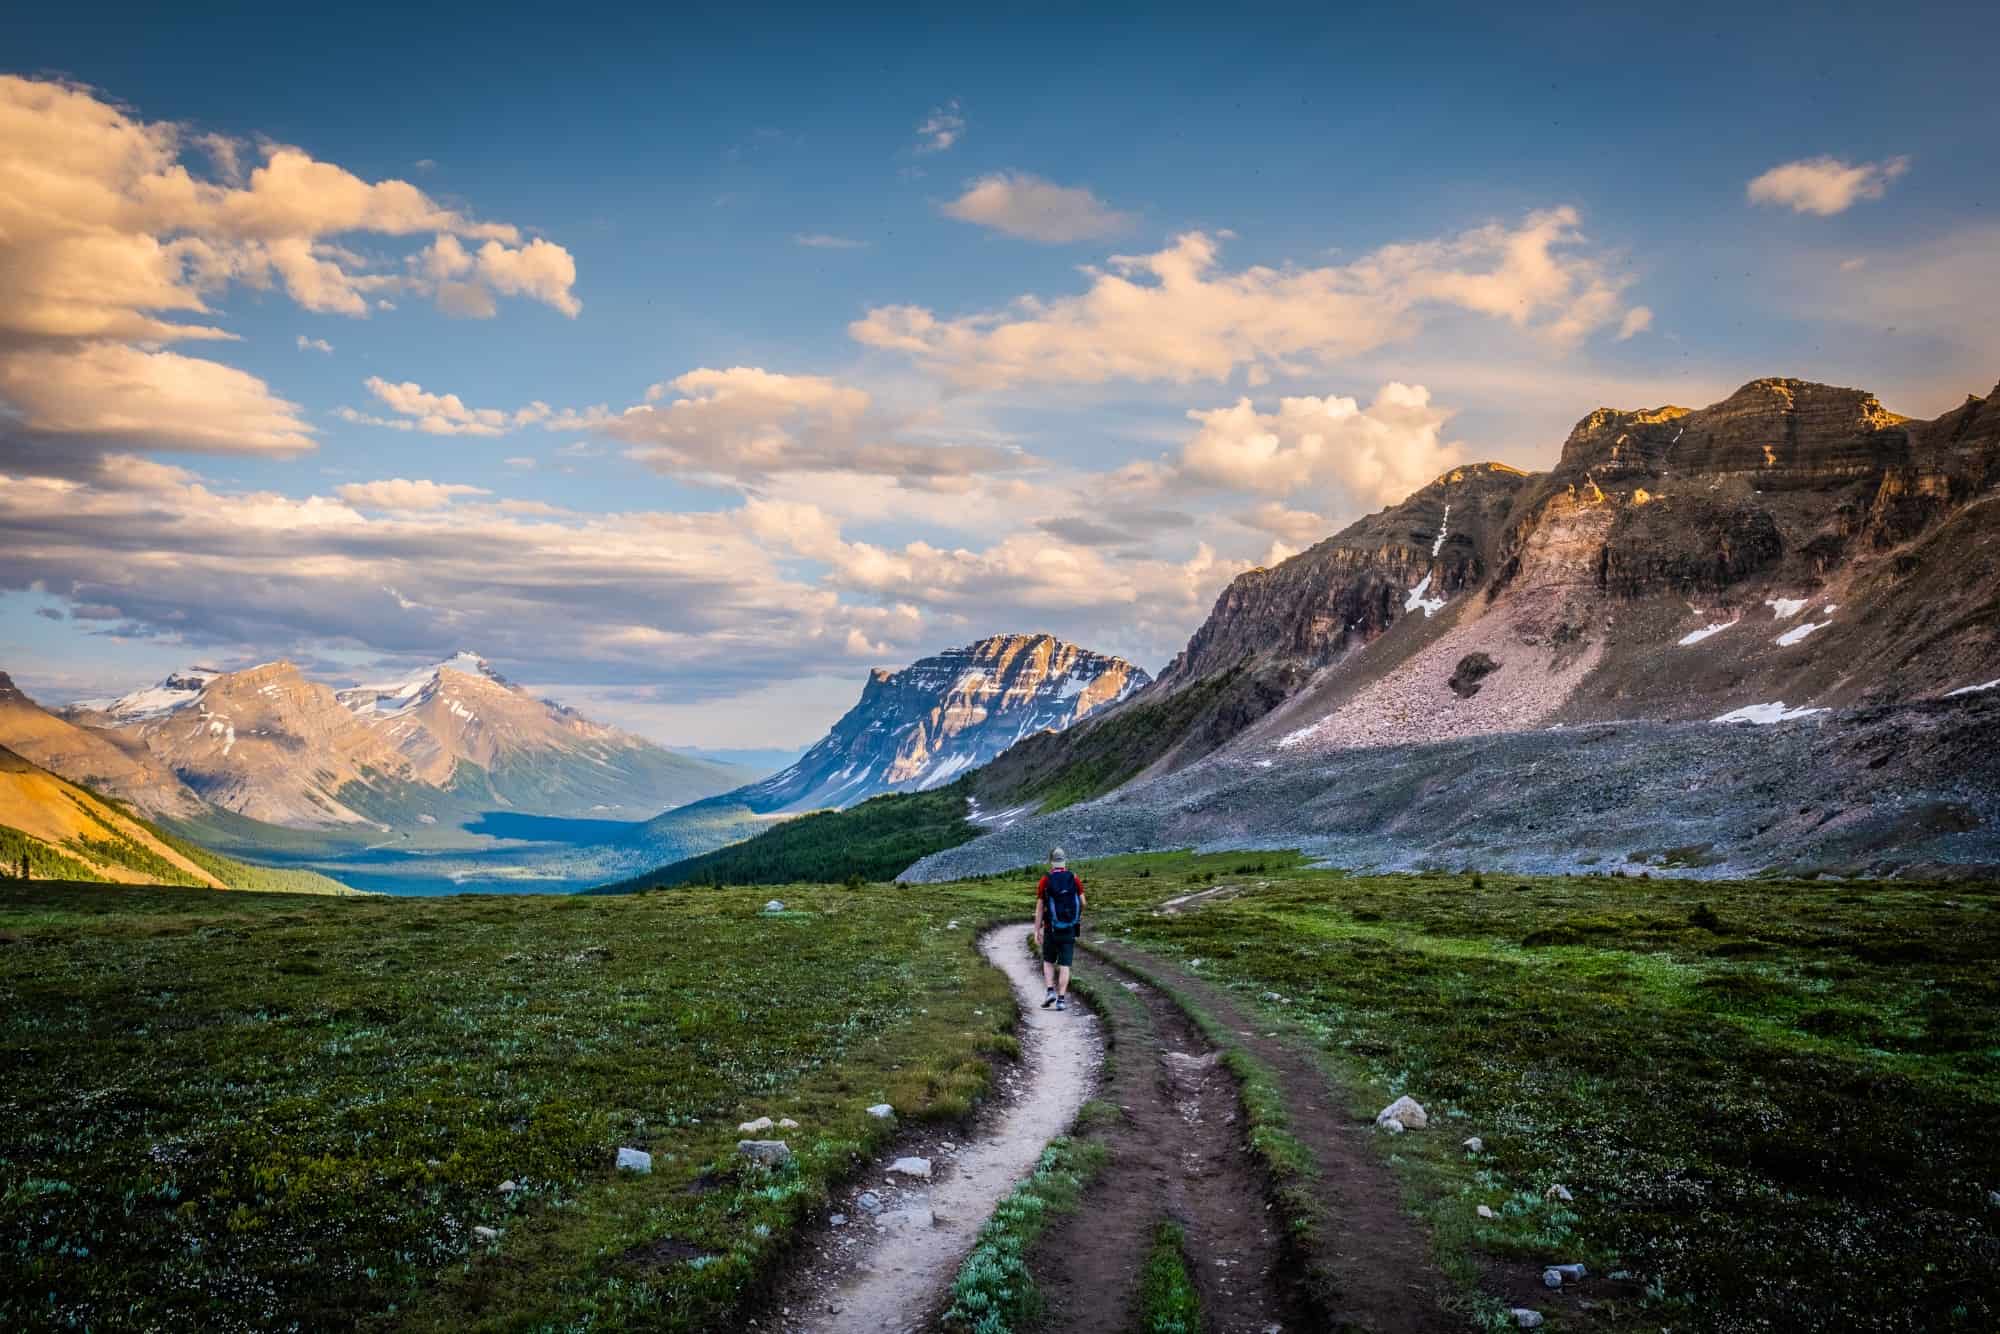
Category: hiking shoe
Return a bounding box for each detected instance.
[1041,990,1057,1008]
[1055,996,1068,1011]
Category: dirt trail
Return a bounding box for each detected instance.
[1026,958,1290,1332]
[1089,938,1462,1333]
[778,927,1100,1334]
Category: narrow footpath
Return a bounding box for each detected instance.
[778,926,1101,1334]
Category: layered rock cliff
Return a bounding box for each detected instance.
[975,376,2000,807]
[742,634,1149,812]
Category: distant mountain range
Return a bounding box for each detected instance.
[4,654,750,833]
[613,634,1148,869]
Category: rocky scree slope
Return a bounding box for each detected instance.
[970,377,2000,812]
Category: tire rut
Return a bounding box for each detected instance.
[1088,938,1463,1333]
[1028,954,1290,1334]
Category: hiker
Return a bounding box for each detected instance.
[1034,848,1085,1011]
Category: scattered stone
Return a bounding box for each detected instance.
[778,1118,800,1129]
[615,1147,652,1174]
[1545,1183,1574,1203]
[738,1116,775,1134]
[1477,1205,1495,1220]
[498,1180,518,1195]
[1377,1095,1429,1130]
[425,1158,442,1169]
[946,920,960,930]
[1463,1136,1484,1153]
[1989,1189,2000,1209]
[855,1191,884,1214]
[1551,1263,1588,1282]
[888,1156,932,1179]
[1543,1268,1565,1289]
[830,1213,847,1226]
[763,900,786,914]
[473,1225,501,1243]
[879,1204,934,1229]
[1262,991,1283,1002]
[866,1103,896,1120]
[1378,1117,1406,1135]
[737,1140,792,1168]
[1510,1310,1545,1330]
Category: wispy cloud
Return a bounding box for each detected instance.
[794,232,868,249]
[1747,154,1910,216]
[940,172,1132,244]
[296,335,334,353]
[914,100,964,154]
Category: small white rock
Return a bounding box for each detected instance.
[1463,1136,1484,1154]
[888,1156,932,1178]
[616,1147,652,1174]
[1543,1267,1564,1289]
[1545,1183,1574,1203]
[1377,1095,1428,1130]
[855,1191,884,1213]
[763,899,786,913]
[1477,1205,1495,1219]
[779,1118,800,1129]
[498,1179,518,1195]
[1510,1310,1544,1330]
[739,1116,775,1134]
[1379,1117,1406,1135]
[473,1225,501,1242]
[946,920,960,930]
[737,1139,792,1168]
[830,1213,847,1226]
[866,1103,896,1120]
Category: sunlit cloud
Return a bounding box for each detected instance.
[1747,154,1910,216]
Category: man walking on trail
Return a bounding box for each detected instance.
[1034,848,1085,1011]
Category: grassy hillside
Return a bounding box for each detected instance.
[0,745,353,894]
[0,879,1012,1332]
[591,782,979,893]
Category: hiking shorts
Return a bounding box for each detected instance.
[1040,928,1077,967]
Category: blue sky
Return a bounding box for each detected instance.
[3,3,1995,745]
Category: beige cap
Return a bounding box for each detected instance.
[1050,847,1066,866]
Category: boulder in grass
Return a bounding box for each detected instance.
[473,1225,502,1243]
[778,1118,799,1129]
[738,1140,792,1169]
[498,1179,518,1195]
[616,1147,652,1174]
[888,1156,932,1179]
[1511,1311,1544,1330]
[738,1116,774,1134]
[1376,1095,1428,1130]
[1463,1136,1484,1154]
[763,900,786,914]
[866,1103,896,1120]
[1545,1183,1574,1203]
[1476,1205,1495,1219]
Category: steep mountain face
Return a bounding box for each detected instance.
[974,376,2000,811]
[0,672,205,818]
[30,653,748,831]
[749,634,1149,812]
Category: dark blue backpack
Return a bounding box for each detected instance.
[1045,869,1082,931]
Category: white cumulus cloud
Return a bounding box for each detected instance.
[1747,155,1910,216]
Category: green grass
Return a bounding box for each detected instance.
[941,1136,1107,1334]
[1133,1222,1201,1334]
[0,879,1012,1332]
[594,781,979,893]
[994,852,2000,1332]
